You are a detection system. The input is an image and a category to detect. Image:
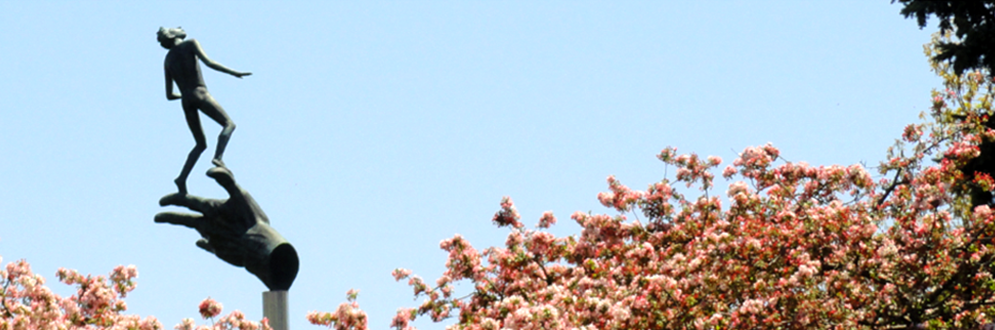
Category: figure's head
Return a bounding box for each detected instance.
[157,27,186,49]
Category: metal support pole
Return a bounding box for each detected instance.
[263,291,288,330]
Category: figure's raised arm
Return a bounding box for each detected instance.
[190,39,252,78]
[164,69,181,100]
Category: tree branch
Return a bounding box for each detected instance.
[877,168,906,208]
[0,281,13,318]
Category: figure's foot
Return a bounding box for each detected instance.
[174,177,188,195]
[159,192,186,207]
[211,158,226,168]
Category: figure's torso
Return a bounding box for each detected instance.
[164,40,206,95]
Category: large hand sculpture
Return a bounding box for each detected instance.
[155,167,298,291]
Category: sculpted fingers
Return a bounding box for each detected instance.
[154,211,203,229]
[159,192,189,207]
[196,238,214,252]
[207,166,235,188]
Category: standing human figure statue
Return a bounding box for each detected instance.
[158,27,251,194]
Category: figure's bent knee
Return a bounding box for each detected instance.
[193,143,208,152]
[226,122,236,133]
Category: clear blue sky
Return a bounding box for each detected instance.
[0,2,937,329]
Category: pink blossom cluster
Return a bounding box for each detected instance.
[199,298,222,319]
[597,175,643,212]
[390,269,412,281]
[904,124,924,142]
[975,172,995,192]
[180,305,270,330]
[0,260,162,330]
[307,291,367,330]
[0,259,269,330]
[491,196,522,228]
[537,211,556,229]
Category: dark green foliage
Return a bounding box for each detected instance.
[896,0,995,75]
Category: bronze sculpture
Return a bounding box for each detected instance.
[158,27,250,194]
[156,27,297,292]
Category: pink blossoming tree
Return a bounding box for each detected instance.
[307,34,995,329]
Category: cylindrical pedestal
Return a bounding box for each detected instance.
[263,291,288,330]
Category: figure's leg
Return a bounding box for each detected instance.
[198,93,235,167]
[176,105,208,194]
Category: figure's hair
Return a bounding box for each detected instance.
[157,27,187,42]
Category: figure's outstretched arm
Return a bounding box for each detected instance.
[190,39,252,78]
[165,70,181,100]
